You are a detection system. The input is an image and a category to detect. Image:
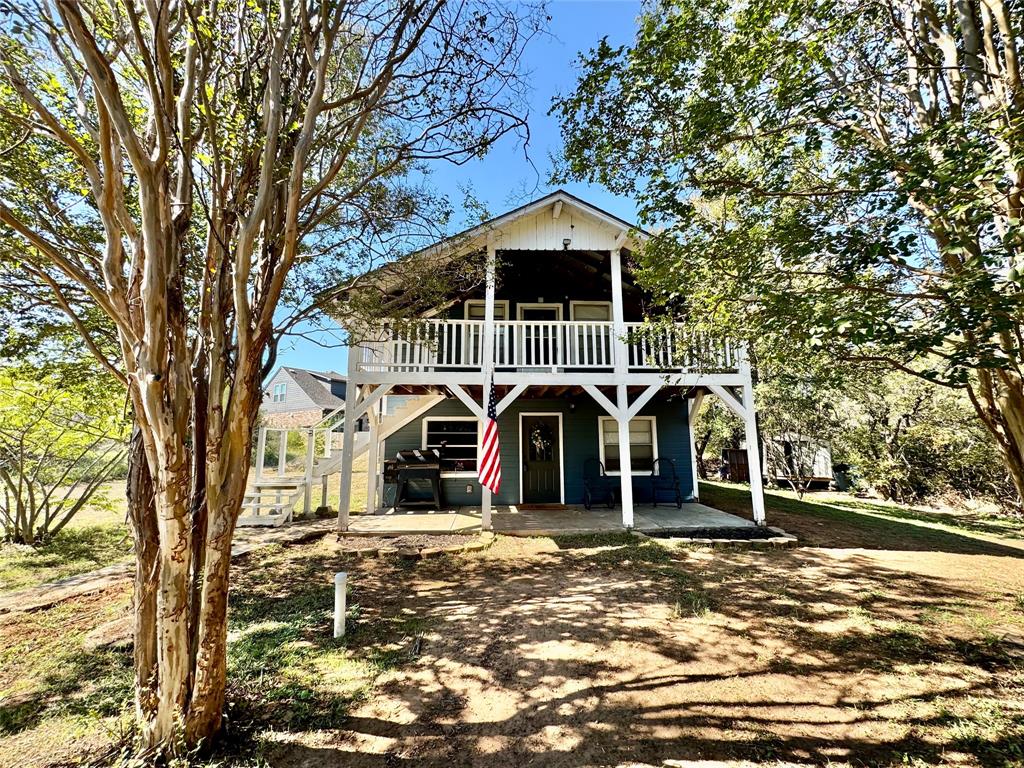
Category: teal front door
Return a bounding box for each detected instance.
[521,415,561,503]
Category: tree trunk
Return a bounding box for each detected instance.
[971,369,1024,508]
[695,429,712,479]
[126,427,159,728]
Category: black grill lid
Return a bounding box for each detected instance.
[395,448,441,464]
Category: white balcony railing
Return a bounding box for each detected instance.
[357,319,737,374]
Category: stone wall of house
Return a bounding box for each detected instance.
[261,408,324,429]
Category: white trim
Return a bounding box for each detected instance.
[421,416,481,478]
[598,415,659,476]
[518,412,565,505]
[464,299,509,320]
[625,383,662,420]
[516,302,564,320]
[569,300,613,321]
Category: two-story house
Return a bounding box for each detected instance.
[332,191,766,531]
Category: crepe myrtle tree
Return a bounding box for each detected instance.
[0,0,542,754]
[554,0,1024,505]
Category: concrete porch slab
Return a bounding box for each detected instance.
[494,503,753,536]
[345,510,481,536]
[343,503,753,537]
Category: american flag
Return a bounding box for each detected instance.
[478,382,501,494]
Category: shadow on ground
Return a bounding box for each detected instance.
[238,534,1024,768]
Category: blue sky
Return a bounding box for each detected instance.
[277,1,643,374]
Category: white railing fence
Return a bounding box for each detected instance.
[355,318,737,373]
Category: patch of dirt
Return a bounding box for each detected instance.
[263,536,1024,768]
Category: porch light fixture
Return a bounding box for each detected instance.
[562,237,571,250]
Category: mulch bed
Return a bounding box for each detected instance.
[650,526,782,540]
[337,534,478,551]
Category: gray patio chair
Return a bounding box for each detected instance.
[650,458,683,509]
[583,458,616,510]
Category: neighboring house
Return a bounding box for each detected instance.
[331,190,766,530]
[261,367,349,428]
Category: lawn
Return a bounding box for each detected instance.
[701,480,1024,553]
[0,460,369,596]
[0,482,132,594]
[2,507,1024,767]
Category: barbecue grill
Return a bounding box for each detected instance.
[384,448,443,510]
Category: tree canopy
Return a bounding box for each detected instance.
[554,0,1024,502]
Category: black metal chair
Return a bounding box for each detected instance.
[650,458,682,509]
[583,458,616,510]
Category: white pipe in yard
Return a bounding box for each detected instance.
[334,572,347,638]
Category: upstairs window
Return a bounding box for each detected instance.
[599,416,658,475]
[464,300,509,320]
[570,301,612,321]
[272,382,287,402]
[422,417,479,474]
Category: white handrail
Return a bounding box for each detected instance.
[354,318,737,374]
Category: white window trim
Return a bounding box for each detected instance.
[272,382,287,403]
[597,415,659,476]
[518,411,565,504]
[464,299,509,320]
[569,300,613,321]
[421,415,480,478]
[516,302,563,320]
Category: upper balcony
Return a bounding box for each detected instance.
[355,318,738,375]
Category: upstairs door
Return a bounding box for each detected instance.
[521,414,562,504]
[517,303,563,367]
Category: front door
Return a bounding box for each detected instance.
[521,415,561,503]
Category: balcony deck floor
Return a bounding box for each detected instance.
[343,503,753,537]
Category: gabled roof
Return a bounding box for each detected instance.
[329,190,648,310]
[276,367,346,409]
[405,188,649,261]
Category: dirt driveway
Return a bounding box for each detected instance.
[2,513,1023,768]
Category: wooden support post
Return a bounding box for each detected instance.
[337,351,360,534]
[737,345,766,525]
[688,390,705,501]
[615,384,634,527]
[742,381,766,525]
[277,430,287,476]
[365,407,381,514]
[610,243,634,528]
[480,238,497,532]
[303,428,315,516]
[255,426,267,482]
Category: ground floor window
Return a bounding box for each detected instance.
[422,418,479,475]
[598,416,658,474]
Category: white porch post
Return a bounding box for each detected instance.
[615,385,634,527]
[479,239,497,531]
[687,390,705,501]
[610,243,634,527]
[337,346,360,533]
[365,404,381,514]
[302,428,315,516]
[255,426,267,482]
[738,346,766,525]
[277,430,287,476]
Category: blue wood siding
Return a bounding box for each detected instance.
[382,396,694,505]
